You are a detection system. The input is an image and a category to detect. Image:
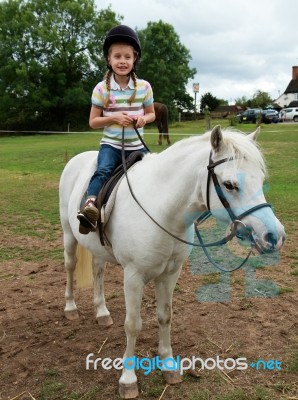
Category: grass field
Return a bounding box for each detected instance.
[0,119,297,400]
[0,119,297,262]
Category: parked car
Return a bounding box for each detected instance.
[279,108,298,122]
[261,109,279,124]
[238,109,263,123]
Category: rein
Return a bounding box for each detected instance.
[121,127,271,272]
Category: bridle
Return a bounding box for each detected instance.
[121,127,272,272]
[195,152,272,271]
[204,152,272,242]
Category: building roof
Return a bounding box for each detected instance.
[288,101,298,107]
[285,79,298,94]
[214,105,242,112]
[272,103,282,110]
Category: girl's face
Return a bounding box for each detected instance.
[108,43,137,76]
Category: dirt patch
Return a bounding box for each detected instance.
[0,236,297,399]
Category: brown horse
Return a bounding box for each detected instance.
[154,102,170,145]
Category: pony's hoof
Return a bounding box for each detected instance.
[162,370,182,384]
[119,382,139,399]
[65,309,80,320]
[96,314,113,327]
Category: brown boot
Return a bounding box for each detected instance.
[77,198,99,234]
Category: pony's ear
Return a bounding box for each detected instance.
[247,126,261,142]
[210,125,223,152]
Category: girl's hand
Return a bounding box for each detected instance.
[115,112,134,127]
[134,116,146,128]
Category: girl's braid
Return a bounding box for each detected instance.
[103,69,113,108]
[127,71,137,105]
[104,69,137,107]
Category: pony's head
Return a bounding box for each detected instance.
[204,125,285,253]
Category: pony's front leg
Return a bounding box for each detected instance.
[155,268,182,385]
[64,233,79,320]
[119,271,144,399]
[93,258,113,326]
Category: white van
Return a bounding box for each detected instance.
[279,108,298,122]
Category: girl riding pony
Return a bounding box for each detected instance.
[77,25,155,234]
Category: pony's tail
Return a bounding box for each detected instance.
[75,244,93,288]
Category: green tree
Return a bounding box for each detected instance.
[137,21,196,120]
[234,95,250,108]
[200,92,221,112]
[0,0,120,130]
[250,90,273,109]
[218,98,229,106]
[235,91,273,109]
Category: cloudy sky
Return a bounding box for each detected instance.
[95,0,298,104]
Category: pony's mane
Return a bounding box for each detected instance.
[219,129,267,176]
[164,128,267,176]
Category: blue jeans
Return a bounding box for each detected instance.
[87,144,147,197]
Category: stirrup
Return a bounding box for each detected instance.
[77,199,99,234]
[77,212,97,231]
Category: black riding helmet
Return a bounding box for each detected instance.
[103,25,142,59]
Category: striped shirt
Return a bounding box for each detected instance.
[91,74,154,150]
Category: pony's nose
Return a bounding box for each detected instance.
[264,232,278,249]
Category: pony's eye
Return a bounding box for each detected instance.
[223,180,238,191]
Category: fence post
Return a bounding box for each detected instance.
[204,105,211,131]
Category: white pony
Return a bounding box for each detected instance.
[59,126,285,399]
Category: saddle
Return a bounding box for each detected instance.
[96,151,145,246]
